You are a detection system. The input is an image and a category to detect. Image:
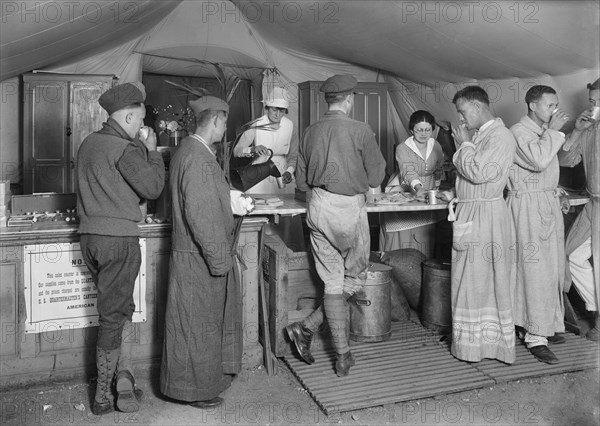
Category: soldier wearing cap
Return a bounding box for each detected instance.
[233,86,299,194]
[161,96,241,409]
[77,82,165,415]
[289,74,386,377]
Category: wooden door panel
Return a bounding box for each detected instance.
[33,164,68,194]
[0,262,18,357]
[70,81,110,192]
[352,92,367,123]
[70,82,110,160]
[30,82,68,160]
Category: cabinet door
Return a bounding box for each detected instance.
[298,81,328,142]
[69,81,110,193]
[23,80,69,193]
[23,75,113,194]
[352,85,391,176]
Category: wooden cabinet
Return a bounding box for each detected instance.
[298,81,393,176]
[22,74,115,193]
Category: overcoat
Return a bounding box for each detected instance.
[160,135,241,402]
[451,118,516,364]
[507,116,566,337]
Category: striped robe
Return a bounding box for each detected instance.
[451,118,516,364]
[508,116,566,337]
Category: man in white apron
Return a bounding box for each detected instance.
[233,86,298,194]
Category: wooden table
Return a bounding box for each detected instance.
[248,193,449,216]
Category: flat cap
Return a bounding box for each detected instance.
[320,74,357,95]
[99,82,146,115]
[189,96,229,115]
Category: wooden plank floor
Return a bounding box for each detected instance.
[283,321,494,415]
[283,321,599,415]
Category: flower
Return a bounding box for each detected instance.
[158,120,181,134]
[153,105,195,135]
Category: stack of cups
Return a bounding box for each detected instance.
[0,181,11,227]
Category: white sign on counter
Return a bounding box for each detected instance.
[24,239,147,333]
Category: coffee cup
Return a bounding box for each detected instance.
[139,126,150,140]
[591,106,600,121]
[427,190,439,205]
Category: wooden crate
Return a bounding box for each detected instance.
[262,233,326,356]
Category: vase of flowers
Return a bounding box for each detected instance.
[168,129,187,146]
[154,105,196,147]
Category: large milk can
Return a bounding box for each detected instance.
[420,259,452,334]
[349,263,392,342]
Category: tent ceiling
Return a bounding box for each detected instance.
[233,0,600,84]
[0,0,181,80]
[134,0,272,81]
[141,47,266,81]
[1,1,598,84]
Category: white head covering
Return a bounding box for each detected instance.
[263,87,290,109]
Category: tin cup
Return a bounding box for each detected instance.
[427,190,439,205]
[139,126,150,140]
[591,106,600,121]
[276,177,285,189]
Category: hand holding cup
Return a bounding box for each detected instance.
[548,108,568,131]
[574,109,596,131]
[139,126,157,151]
[451,123,470,148]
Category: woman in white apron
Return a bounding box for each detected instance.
[233,87,298,195]
[380,110,446,256]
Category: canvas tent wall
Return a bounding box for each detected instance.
[1,0,599,184]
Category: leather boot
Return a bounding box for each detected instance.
[285,322,315,364]
[116,320,143,413]
[92,346,119,415]
[287,293,354,366]
[586,312,600,342]
[335,351,355,377]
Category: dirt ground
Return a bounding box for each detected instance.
[1,359,599,426]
